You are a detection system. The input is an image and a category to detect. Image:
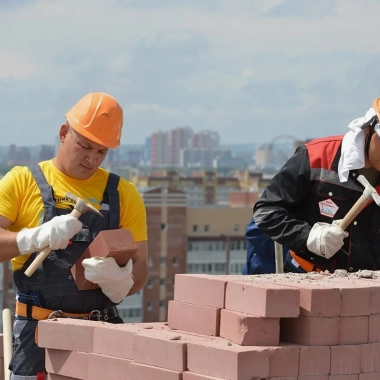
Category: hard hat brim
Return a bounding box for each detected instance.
[66,116,120,149]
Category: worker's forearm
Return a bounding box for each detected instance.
[129,261,148,295]
[254,207,311,253]
[0,229,22,261]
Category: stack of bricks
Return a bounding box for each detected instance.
[36,271,380,379]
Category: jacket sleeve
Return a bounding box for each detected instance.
[253,145,313,254]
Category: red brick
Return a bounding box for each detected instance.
[297,376,328,380]
[368,314,380,343]
[219,309,279,346]
[368,286,380,314]
[261,274,341,317]
[330,345,361,375]
[182,372,225,379]
[133,329,188,371]
[359,373,380,379]
[361,343,380,373]
[335,276,380,315]
[298,346,331,376]
[45,349,88,379]
[281,316,340,346]
[363,282,380,315]
[174,274,226,308]
[93,322,158,359]
[328,376,358,379]
[71,228,137,290]
[225,279,300,318]
[48,375,79,380]
[339,316,368,345]
[293,284,341,318]
[320,277,371,316]
[187,339,270,380]
[38,319,101,352]
[168,300,220,336]
[268,344,299,377]
[87,353,132,380]
[130,362,181,380]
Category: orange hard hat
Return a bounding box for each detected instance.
[373,97,380,120]
[65,92,123,148]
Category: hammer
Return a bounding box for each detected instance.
[24,192,103,277]
[338,174,380,230]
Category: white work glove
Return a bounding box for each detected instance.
[16,215,83,255]
[306,222,349,259]
[82,257,134,304]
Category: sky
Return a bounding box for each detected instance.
[1,0,380,147]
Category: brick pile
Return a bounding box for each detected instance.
[37,271,380,379]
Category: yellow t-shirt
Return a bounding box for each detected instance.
[0,160,147,271]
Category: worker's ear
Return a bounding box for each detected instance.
[59,124,70,142]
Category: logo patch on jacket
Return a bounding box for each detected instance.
[319,199,338,218]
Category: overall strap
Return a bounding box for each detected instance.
[103,172,120,229]
[29,165,120,228]
[28,164,56,221]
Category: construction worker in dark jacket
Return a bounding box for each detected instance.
[254,97,380,273]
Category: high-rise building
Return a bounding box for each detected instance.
[151,130,170,166]
[144,136,151,164]
[7,145,31,166]
[37,145,55,161]
[170,126,193,166]
[149,128,221,168]
[193,130,220,150]
[142,187,188,322]
[180,148,215,168]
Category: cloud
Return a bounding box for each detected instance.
[127,103,184,118]
[0,49,40,80]
[0,0,380,146]
[117,0,221,11]
[266,0,336,18]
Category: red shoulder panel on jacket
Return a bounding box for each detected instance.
[305,135,344,170]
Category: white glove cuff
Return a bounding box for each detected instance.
[16,228,37,255]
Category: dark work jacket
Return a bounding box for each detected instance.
[254,135,380,272]
[14,165,121,313]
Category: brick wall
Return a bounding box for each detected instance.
[27,271,380,379]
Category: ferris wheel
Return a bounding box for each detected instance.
[269,135,298,164]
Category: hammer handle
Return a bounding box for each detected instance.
[2,308,12,380]
[24,208,82,277]
[338,194,369,230]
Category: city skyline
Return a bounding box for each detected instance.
[1,1,380,146]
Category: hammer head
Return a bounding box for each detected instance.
[66,192,103,217]
[357,175,380,206]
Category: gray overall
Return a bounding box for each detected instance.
[9,165,124,379]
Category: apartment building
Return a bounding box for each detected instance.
[186,207,251,276]
[138,169,241,206]
[140,187,187,322]
[139,187,251,322]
